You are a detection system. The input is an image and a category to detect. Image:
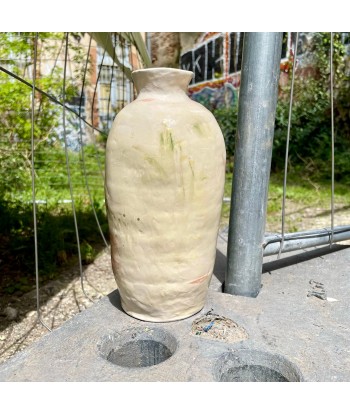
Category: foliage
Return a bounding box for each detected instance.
[220,166,350,231]
[0,197,108,295]
[273,32,350,182]
[0,32,88,198]
[212,33,350,183]
[212,103,238,162]
[0,33,108,296]
[0,142,108,296]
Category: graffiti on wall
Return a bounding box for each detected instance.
[180,33,244,110]
[181,32,309,110]
[181,34,225,85]
[190,82,237,110]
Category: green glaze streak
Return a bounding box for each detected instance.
[188,160,194,177]
[144,156,166,176]
[193,123,204,136]
[169,131,174,151]
[160,128,175,151]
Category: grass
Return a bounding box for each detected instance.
[221,169,350,233]
[0,144,108,297]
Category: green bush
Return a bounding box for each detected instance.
[273,32,350,183]
[212,103,238,162]
[0,197,108,295]
[213,33,350,183]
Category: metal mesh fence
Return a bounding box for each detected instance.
[0,32,141,305]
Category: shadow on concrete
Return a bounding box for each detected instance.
[313,204,350,218]
[262,243,350,274]
[213,249,227,285]
[107,289,123,312]
[212,244,350,285]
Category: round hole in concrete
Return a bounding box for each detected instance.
[215,349,303,382]
[98,327,177,368]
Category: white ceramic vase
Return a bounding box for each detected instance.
[105,67,226,322]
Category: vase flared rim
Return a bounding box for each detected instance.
[131,67,194,94]
[132,67,193,77]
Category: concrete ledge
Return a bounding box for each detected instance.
[1,244,350,381]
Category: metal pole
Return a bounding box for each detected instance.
[225,32,283,297]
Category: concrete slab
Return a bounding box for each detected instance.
[1,241,349,382]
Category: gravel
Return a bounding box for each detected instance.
[0,247,116,364]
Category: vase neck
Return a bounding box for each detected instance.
[132,68,193,98]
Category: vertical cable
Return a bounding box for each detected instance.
[278,32,299,259]
[78,36,92,118]
[106,33,116,130]
[78,35,109,249]
[121,38,126,108]
[330,32,335,247]
[91,47,106,179]
[31,33,51,331]
[36,37,65,120]
[129,37,135,100]
[62,33,93,302]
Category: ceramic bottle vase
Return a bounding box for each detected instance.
[105,67,226,322]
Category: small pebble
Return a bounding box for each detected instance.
[4,306,18,321]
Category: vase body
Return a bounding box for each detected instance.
[105,68,226,322]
